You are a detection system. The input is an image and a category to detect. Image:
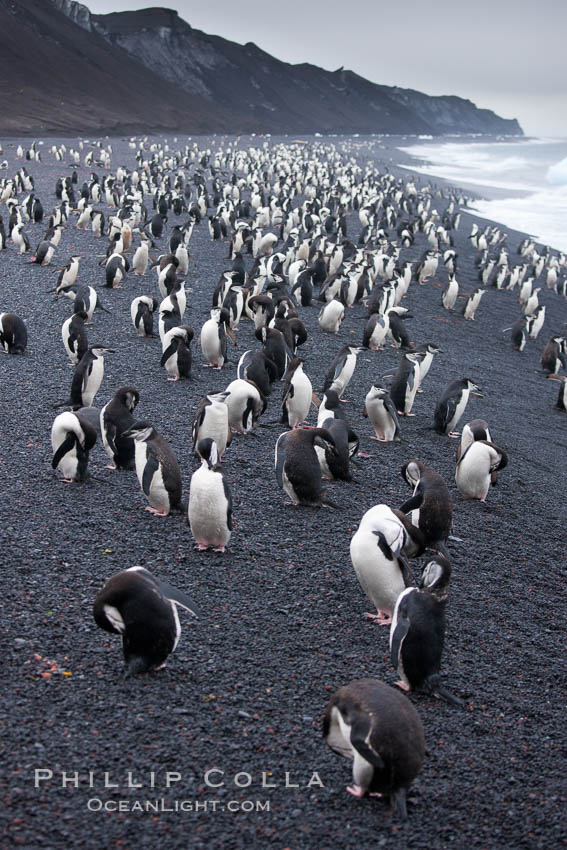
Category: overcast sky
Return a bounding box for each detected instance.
[86,0,567,136]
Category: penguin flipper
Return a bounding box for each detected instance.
[105,423,118,461]
[399,484,424,515]
[397,552,415,587]
[390,614,410,670]
[141,448,160,498]
[223,476,233,532]
[160,341,177,367]
[156,580,201,618]
[52,433,76,469]
[384,394,402,439]
[350,715,385,771]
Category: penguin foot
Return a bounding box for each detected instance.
[403,412,416,417]
[370,436,387,442]
[365,611,392,626]
[394,680,411,692]
[105,464,117,470]
[145,506,168,517]
[213,546,226,553]
[357,451,372,457]
[347,785,366,798]
[195,543,210,551]
[167,377,180,382]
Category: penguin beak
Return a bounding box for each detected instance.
[470,390,483,398]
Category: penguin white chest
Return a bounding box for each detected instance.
[188,468,231,548]
[287,371,312,427]
[201,321,223,366]
[448,390,470,432]
[83,357,104,406]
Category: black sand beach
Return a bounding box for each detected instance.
[1,135,565,849]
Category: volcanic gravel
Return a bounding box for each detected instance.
[1,135,565,850]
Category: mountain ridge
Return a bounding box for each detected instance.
[2,0,523,137]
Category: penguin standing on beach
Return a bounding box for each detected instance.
[540,337,566,374]
[160,325,193,381]
[390,553,462,705]
[123,421,183,516]
[322,678,425,818]
[93,566,200,677]
[275,427,337,507]
[0,313,28,354]
[57,345,114,409]
[455,440,508,501]
[51,410,97,482]
[192,393,231,457]
[100,386,140,470]
[350,504,424,624]
[389,353,421,417]
[548,375,567,410]
[433,378,483,437]
[363,385,401,442]
[200,308,235,369]
[321,345,363,399]
[131,295,158,337]
[399,460,452,554]
[188,438,233,552]
[61,310,88,364]
[280,358,314,428]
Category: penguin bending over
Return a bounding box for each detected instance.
[275,427,337,507]
[100,386,140,470]
[188,439,233,552]
[223,379,265,434]
[456,440,508,501]
[237,349,278,396]
[51,411,97,482]
[192,392,231,457]
[0,313,27,354]
[160,325,193,381]
[456,418,492,461]
[350,504,424,624]
[93,567,200,677]
[390,553,462,705]
[323,678,425,818]
[123,421,183,516]
[400,460,452,554]
[131,295,158,337]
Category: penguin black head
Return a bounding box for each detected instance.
[420,553,452,598]
[402,459,422,488]
[322,389,342,409]
[89,345,115,357]
[116,386,140,412]
[196,438,220,468]
[463,378,483,397]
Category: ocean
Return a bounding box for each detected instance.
[396,137,567,253]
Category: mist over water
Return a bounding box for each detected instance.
[397,138,567,252]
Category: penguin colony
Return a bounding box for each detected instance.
[1,136,566,828]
